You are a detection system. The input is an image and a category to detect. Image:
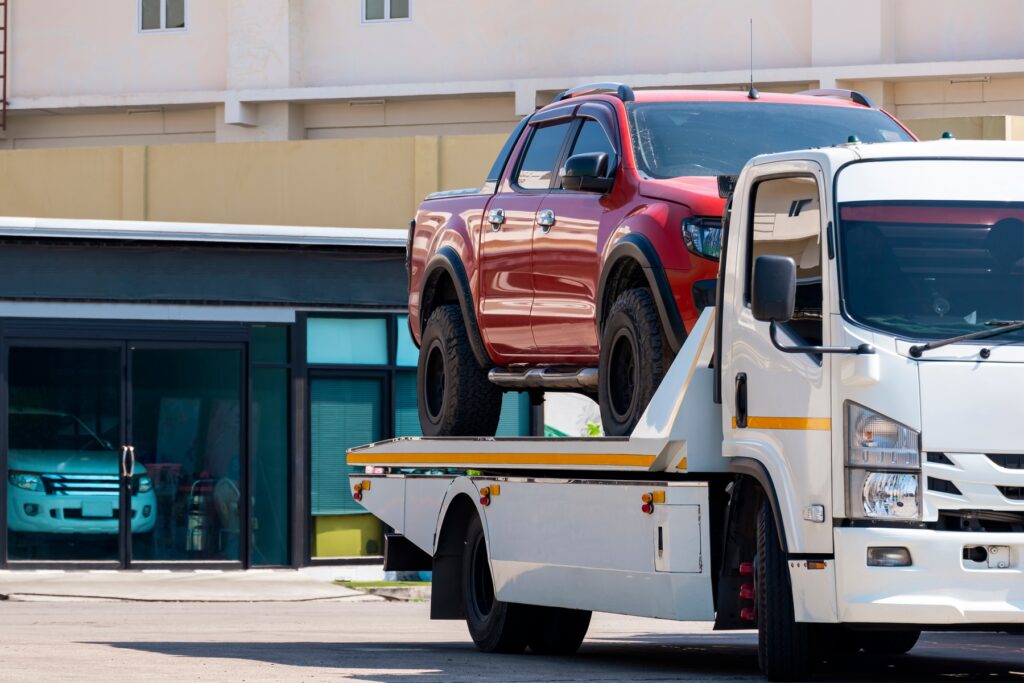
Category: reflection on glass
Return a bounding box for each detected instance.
[141,0,161,30]
[131,348,242,562]
[166,0,186,29]
[7,348,131,561]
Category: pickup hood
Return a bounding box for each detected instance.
[638,176,726,217]
[7,449,146,476]
[919,362,1024,453]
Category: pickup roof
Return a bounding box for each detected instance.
[409,83,914,436]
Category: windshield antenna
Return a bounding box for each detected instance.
[747,19,760,100]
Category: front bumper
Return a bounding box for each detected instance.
[835,526,1024,625]
[7,488,157,534]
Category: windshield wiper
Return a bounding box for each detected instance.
[909,320,1024,358]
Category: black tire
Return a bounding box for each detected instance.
[756,500,814,681]
[418,304,502,436]
[462,514,529,654]
[526,606,592,655]
[856,629,921,656]
[598,288,667,436]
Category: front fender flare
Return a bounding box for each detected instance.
[420,246,491,369]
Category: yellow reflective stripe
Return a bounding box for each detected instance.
[346,451,657,468]
[732,416,832,431]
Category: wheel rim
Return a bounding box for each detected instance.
[423,340,446,423]
[469,532,494,619]
[607,329,638,422]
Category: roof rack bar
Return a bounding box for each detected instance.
[554,82,636,103]
[795,88,877,109]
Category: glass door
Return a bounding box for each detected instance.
[5,345,125,563]
[127,344,245,565]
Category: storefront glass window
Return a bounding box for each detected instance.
[395,316,418,367]
[307,318,387,365]
[251,367,289,565]
[252,325,288,365]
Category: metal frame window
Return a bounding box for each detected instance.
[139,0,188,33]
[362,0,411,23]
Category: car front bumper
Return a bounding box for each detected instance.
[834,526,1024,625]
[7,488,157,534]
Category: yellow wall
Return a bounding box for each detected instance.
[0,120,1021,228]
[0,134,508,229]
[314,514,383,558]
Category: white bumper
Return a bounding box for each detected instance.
[835,527,1024,625]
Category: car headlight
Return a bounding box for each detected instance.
[846,403,921,520]
[8,472,43,492]
[137,476,153,493]
[681,217,722,260]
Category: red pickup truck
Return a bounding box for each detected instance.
[409,84,914,436]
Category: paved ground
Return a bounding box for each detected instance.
[1,598,1022,682]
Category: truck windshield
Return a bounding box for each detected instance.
[837,202,1024,342]
[9,412,111,451]
[627,102,912,178]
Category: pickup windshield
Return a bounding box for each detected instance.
[627,102,912,178]
[838,202,1024,343]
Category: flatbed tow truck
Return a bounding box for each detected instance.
[348,140,1024,680]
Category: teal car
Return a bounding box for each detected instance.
[7,409,156,535]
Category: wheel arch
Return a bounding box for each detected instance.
[597,234,686,353]
[420,247,491,368]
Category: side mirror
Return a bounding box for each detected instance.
[561,152,614,193]
[751,255,796,323]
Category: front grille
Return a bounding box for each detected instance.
[927,452,954,466]
[928,477,962,495]
[999,486,1024,501]
[988,454,1024,470]
[40,474,119,496]
[937,510,1024,533]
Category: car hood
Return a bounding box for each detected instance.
[638,176,726,217]
[7,449,147,476]
[919,362,1024,454]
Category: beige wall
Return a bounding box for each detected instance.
[0,133,507,228]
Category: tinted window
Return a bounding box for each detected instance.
[628,102,912,178]
[570,119,615,158]
[516,122,571,190]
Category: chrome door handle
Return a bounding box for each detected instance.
[121,445,136,478]
[537,209,556,232]
[487,208,505,231]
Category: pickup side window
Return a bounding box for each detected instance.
[515,121,572,191]
[569,119,615,159]
[747,175,823,348]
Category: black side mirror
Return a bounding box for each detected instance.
[752,255,796,323]
[561,152,614,193]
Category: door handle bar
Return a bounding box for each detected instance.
[537,209,556,232]
[121,445,136,478]
[487,208,505,231]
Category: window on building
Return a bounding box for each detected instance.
[363,0,410,22]
[140,0,187,32]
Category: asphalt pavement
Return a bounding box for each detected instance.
[1,598,1022,681]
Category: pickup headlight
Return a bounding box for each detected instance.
[137,476,153,494]
[681,217,722,260]
[846,404,921,520]
[9,472,43,492]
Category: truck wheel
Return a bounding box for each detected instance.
[756,501,814,681]
[462,514,529,653]
[598,288,666,436]
[857,630,921,656]
[418,304,502,436]
[526,606,592,655]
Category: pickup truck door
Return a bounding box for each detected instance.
[530,110,620,359]
[479,117,573,362]
[719,163,835,555]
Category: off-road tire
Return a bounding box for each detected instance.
[418,304,502,436]
[598,288,667,436]
[525,606,592,655]
[757,500,814,681]
[856,630,921,656]
[462,514,529,654]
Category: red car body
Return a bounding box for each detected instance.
[408,89,913,370]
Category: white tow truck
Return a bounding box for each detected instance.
[348,140,1024,680]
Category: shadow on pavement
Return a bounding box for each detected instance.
[96,631,1024,682]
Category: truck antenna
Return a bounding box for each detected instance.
[747,19,760,100]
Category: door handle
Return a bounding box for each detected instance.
[487,208,505,231]
[121,445,136,478]
[734,373,748,429]
[537,209,556,232]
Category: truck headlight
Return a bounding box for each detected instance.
[845,404,921,520]
[681,217,722,260]
[137,476,153,493]
[8,472,43,492]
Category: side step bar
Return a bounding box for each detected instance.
[488,367,598,391]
